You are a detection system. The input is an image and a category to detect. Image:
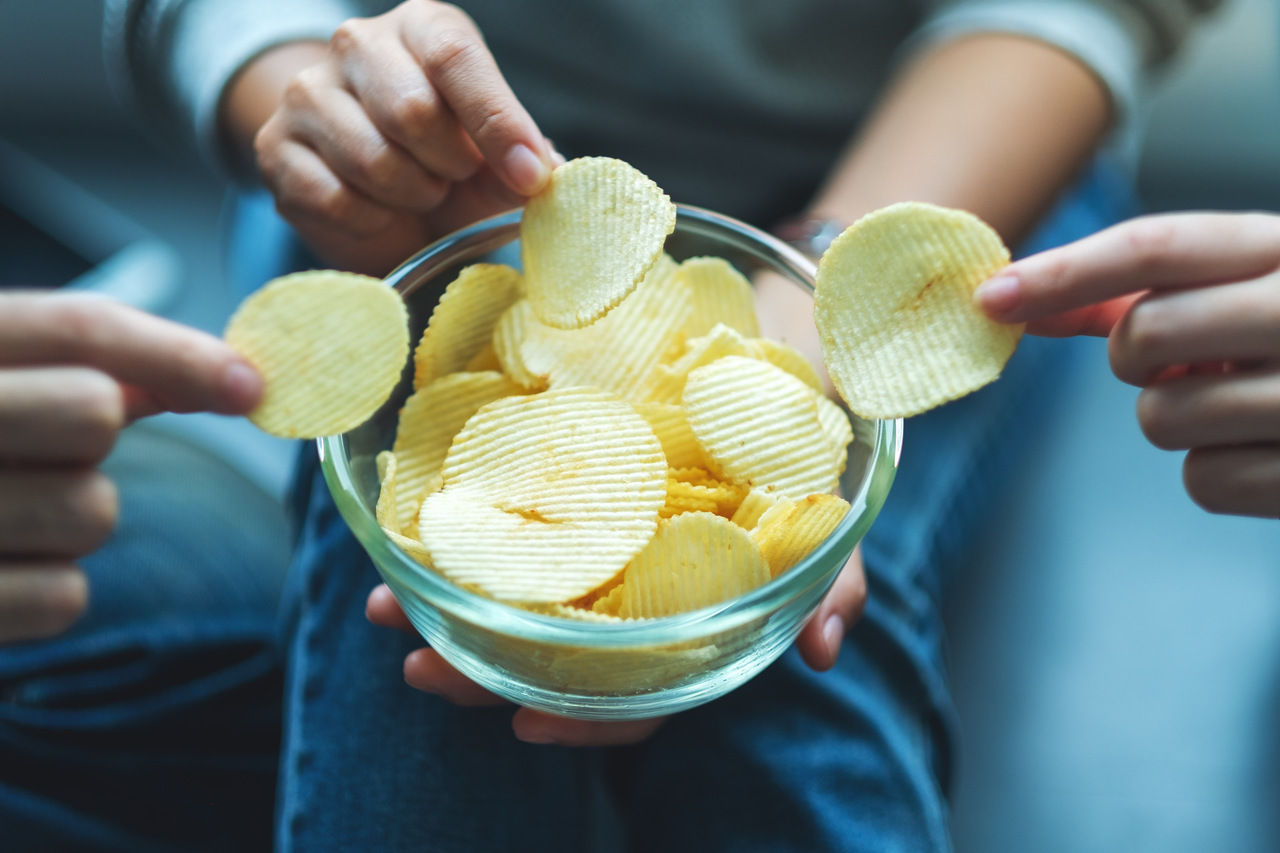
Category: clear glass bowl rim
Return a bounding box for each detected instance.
[318,204,903,649]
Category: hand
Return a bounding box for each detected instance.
[248,0,558,275]
[366,547,867,746]
[975,211,1280,517]
[0,293,263,643]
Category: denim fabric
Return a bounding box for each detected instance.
[0,424,291,852]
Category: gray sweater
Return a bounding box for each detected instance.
[104,0,1221,226]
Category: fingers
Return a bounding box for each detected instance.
[976,212,1280,326]
[1135,365,1280,451]
[795,547,867,672]
[0,470,118,557]
[402,646,506,706]
[0,294,261,418]
[365,583,417,632]
[512,708,667,747]
[0,564,88,644]
[1109,276,1280,386]
[397,3,554,194]
[1183,445,1280,518]
[0,367,124,463]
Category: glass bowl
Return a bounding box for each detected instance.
[318,205,901,720]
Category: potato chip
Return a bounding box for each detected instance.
[620,512,771,619]
[521,156,676,328]
[642,323,751,404]
[375,450,400,530]
[412,263,522,389]
[684,356,838,498]
[224,270,408,438]
[751,493,851,577]
[814,201,1019,418]
[632,402,710,470]
[417,387,666,603]
[499,254,687,400]
[813,392,854,478]
[545,643,719,693]
[679,256,760,338]
[748,338,824,391]
[391,371,522,535]
[729,487,781,531]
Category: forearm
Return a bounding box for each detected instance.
[806,33,1111,247]
[219,41,330,177]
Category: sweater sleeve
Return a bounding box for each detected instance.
[909,0,1224,163]
[103,0,362,179]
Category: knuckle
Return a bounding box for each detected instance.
[1122,219,1181,272]
[74,472,119,551]
[68,369,125,458]
[330,18,373,56]
[421,21,485,81]
[383,90,442,141]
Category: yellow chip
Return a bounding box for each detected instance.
[521,156,676,329]
[632,402,711,470]
[813,392,854,478]
[643,323,752,404]
[391,371,522,535]
[224,270,409,438]
[684,356,838,498]
[417,387,666,603]
[748,338,824,391]
[814,201,1019,418]
[751,493,851,577]
[498,254,688,400]
[729,487,782,531]
[375,450,399,530]
[412,263,522,389]
[619,512,771,619]
[678,256,760,338]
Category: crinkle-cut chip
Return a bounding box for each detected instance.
[751,493,851,577]
[413,263,522,389]
[684,356,838,498]
[383,527,435,569]
[569,572,624,611]
[418,387,666,602]
[591,582,626,616]
[642,323,751,404]
[375,450,399,530]
[545,643,718,693]
[521,156,676,329]
[492,301,547,389]
[522,603,627,623]
[730,488,782,531]
[660,480,719,518]
[813,392,854,478]
[748,338,824,391]
[633,402,709,470]
[224,270,408,438]
[678,256,760,338]
[814,201,1019,419]
[465,341,502,372]
[392,371,522,535]
[669,467,718,486]
[620,512,771,619]
[503,255,687,400]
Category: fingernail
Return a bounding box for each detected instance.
[223,361,262,412]
[973,274,1021,318]
[503,143,552,195]
[823,613,844,663]
[515,726,557,745]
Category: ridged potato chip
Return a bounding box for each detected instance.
[497,255,687,400]
[619,512,770,619]
[813,392,854,478]
[418,387,666,603]
[748,338,824,391]
[679,256,760,338]
[684,356,838,498]
[391,371,523,535]
[224,270,409,438]
[521,157,676,329]
[729,488,781,531]
[632,402,710,470]
[413,263,522,389]
[643,323,751,404]
[751,493,851,577]
[814,201,1019,418]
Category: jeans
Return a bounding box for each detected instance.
[0,157,1137,852]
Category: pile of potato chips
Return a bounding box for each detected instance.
[369,157,854,621]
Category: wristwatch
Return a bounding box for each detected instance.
[773,218,847,263]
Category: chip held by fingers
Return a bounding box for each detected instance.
[224,270,409,438]
[814,201,1021,419]
[521,156,676,329]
